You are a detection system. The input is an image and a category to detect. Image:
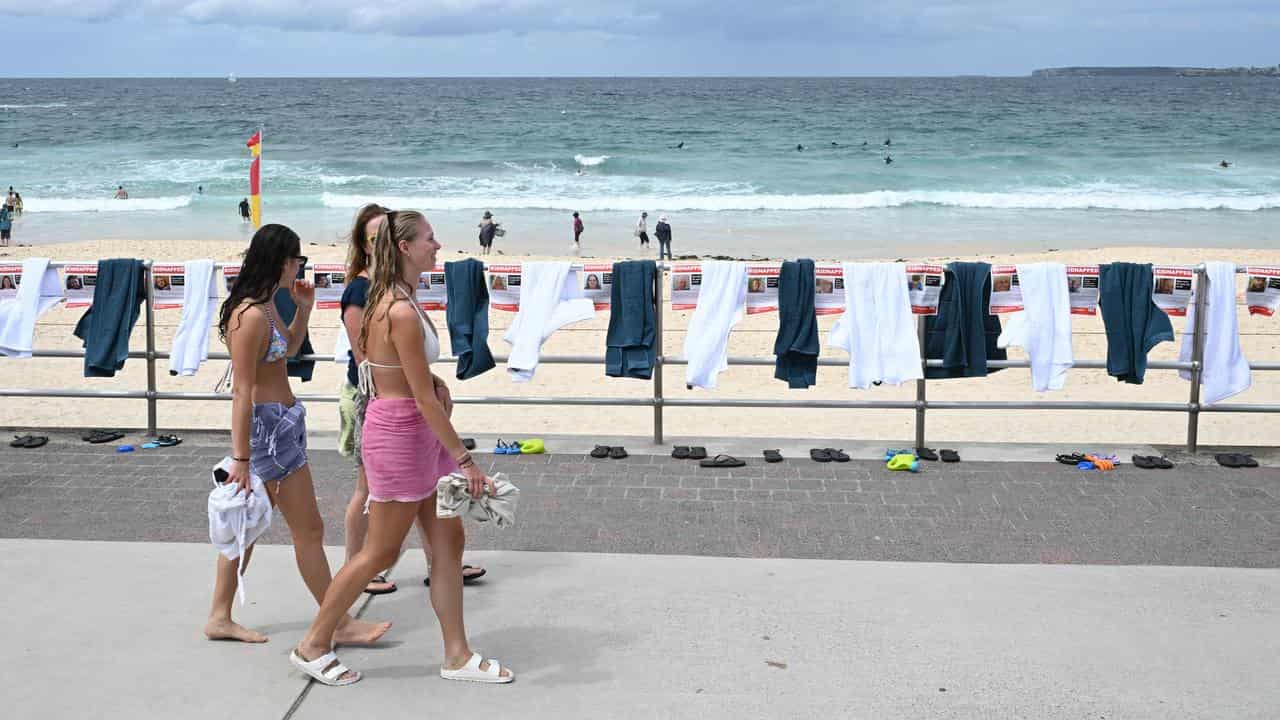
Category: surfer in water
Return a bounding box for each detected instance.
[796,144,804,151]
[672,142,684,149]
[114,186,129,200]
[884,138,892,146]
[1219,160,1232,168]
[884,155,893,165]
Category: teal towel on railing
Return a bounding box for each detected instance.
[73,258,145,377]
[773,258,818,388]
[445,258,496,380]
[605,260,657,379]
[273,287,315,382]
[925,261,1006,379]
[1099,262,1173,384]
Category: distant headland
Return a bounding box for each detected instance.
[1032,66,1280,78]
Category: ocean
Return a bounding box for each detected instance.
[1,77,1277,258]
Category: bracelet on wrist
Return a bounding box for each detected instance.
[232,456,249,462]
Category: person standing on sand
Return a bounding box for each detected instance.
[655,215,672,260]
[205,223,392,646]
[635,211,649,249]
[573,211,584,253]
[114,186,129,200]
[0,205,12,247]
[339,205,488,597]
[291,210,513,686]
[239,198,251,223]
[477,211,498,256]
[5,187,16,210]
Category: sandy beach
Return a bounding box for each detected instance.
[0,239,1276,447]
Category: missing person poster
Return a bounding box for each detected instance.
[0,263,21,301]
[63,263,98,308]
[1153,266,1195,317]
[487,263,522,312]
[745,263,781,314]
[1066,265,1101,315]
[670,262,702,310]
[988,265,1022,314]
[814,263,845,315]
[415,265,448,311]
[150,264,187,309]
[1245,266,1280,317]
[223,265,241,295]
[313,264,347,309]
[906,264,945,315]
[581,263,613,310]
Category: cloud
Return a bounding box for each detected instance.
[0,0,1276,43]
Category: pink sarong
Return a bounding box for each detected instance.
[361,397,457,503]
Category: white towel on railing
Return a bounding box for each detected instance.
[0,258,63,358]
[1179,261,1250,405]
[997,263,1074,392]
[168,259,217,376]
[333,318,352,365]
[826,262,922,388]
[504,261,595,382]
[684,261,747,389]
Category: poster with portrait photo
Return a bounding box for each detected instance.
[150,264,187,309]
[813,263,845,315]
[223,265,241,296]
[63,263,98,308]
[313,264,346,309]
[745,263,781,314]
[906,264,945,315]
[0,264,20,301]
[1065,265,1101,316]
[670,262,702,310]
[1245,266,1280,317]
[579,263,613,310]
[1152,266,1195,317]
[487,263,522,311]
[415,264,448,311]
[988,265,1022,313]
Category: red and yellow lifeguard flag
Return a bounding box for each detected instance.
[246,130,262,228]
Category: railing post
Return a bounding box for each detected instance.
[652,262,665,445]
[143,259,158,437]
[915,314,927,451]
[1186,264,1209,453]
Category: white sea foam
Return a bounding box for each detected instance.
[0,103,69,109]
[25,196,194,213]
[573,154,610,167]
[322,190,1280,213]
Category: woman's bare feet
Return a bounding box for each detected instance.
[333,616,392,645]
[204,618,268,643]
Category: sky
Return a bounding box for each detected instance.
[1,1,1277,77]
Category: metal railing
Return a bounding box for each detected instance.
[1,260,1277,453]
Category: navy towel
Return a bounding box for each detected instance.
[1099,262,1174,385]
[924,261,1006,379]
[73,258,145,378]
[605,260,657,380]
[445,259,497,380]
[273,287,315,382]
[773,258,818,389]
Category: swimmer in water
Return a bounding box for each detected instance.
[796,144,804,151]
[861,141,868,147]
[830,141,839,147]
[884,138,892,146]
[1219,160,1231,168]
[672,142,684,149]
[884,155,893,165]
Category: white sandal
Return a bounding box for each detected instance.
[440,652,514,684]
[290,649,362,686]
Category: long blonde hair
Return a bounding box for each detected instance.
[360,210,427,355]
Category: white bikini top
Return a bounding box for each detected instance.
[357,285,440,398]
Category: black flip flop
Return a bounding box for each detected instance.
[1056,453,1086,466]
[462,438,477,450]
[700,454,745,468]
[809,448,832,463]
[590,445,611,459]
[688,446,708,460]
[672,446,691,459]
[763,449,783,463]
[83,429,124,444]
[1239,454,1259,468]
[363,574,398,596]
[940,449,960,463]
[1153,456,1174,469]
[425,566,488,587]
[10,434,47,448]
[609,446,629,459]
[917,448,939,462]
[10,435,32,448]
[155,434,182,447]
[1132,455,1157,469]
[824,448,850,463]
